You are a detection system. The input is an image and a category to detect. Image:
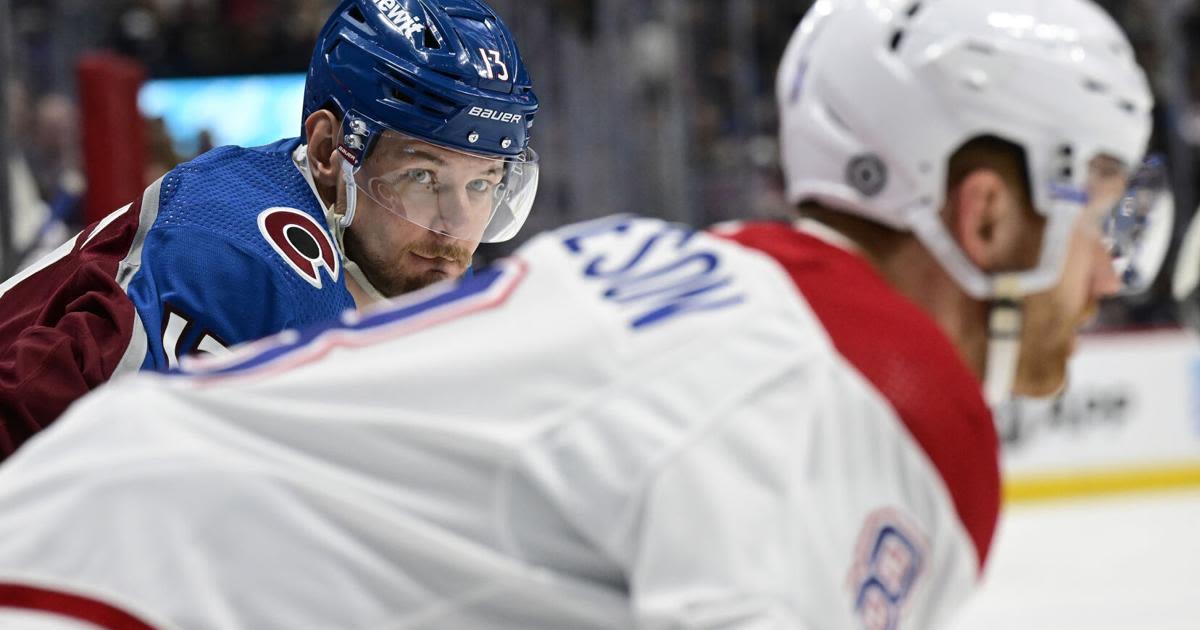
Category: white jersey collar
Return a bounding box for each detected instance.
[792,217,864,256]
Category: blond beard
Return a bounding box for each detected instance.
[344,229,473,298]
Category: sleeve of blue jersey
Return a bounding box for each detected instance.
[130,226,298,370]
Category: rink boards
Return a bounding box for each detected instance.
[998,328,1200,502]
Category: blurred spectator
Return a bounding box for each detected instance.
[3,80,51,268]
[26,94,81,202]
[144,115,180,183]
[110,0,335,77]
[196,129,215,155]
[9,91,84,269]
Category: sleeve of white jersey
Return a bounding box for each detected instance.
[619,361,981,630]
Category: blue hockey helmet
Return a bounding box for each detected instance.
[304,0,539,243]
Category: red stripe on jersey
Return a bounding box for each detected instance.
[720,223,1000,570]
[0,202,145,457]
[192,257,529,385]
[0,582,162,630]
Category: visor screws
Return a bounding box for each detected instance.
[468,131,480,144]
[501,137,513,149]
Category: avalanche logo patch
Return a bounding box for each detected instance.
[847,508,929,630]
[257,207,340,289]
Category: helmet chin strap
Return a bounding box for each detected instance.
[983,275,1024,407]
[336,159,386,302]
[336,160,388,303]
[292,144,388,303]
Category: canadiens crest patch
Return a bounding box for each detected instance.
[257,207,340,289]
[847,508,929,630]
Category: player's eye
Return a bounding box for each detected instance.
[467,179,493,194]
[407,169,434,185]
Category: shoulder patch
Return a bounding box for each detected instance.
[257,207,340,289]
[847,508,929,630]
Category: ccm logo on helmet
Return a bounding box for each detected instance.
[258,207,341,289]
[469,106,522,124]
[370,0,424,38]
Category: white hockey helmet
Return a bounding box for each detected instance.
[777,0,1153,299]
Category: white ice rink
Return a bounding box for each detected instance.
[950,489,1200,630]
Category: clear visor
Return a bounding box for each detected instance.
[1089,155,1173,295]
[352,131,539,244]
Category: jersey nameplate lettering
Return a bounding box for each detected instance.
[558,217,744,329]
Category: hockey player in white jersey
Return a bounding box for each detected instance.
[0,1,1162,628]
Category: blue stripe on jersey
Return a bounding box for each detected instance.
[181,263,513,378]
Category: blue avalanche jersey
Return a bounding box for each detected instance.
[124,138,356,371]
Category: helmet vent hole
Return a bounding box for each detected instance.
[421,89,457,109]
[347,5,366,24]
[1118,100,1137,113]
[1084,79,1109,93]
[905,2,923,18]
[423,28,442,50]
[890,29,906,52]
[384,68,457,112]
[390,88,415,106]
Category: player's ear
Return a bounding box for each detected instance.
[946,168,1013,271]
[304,110,341,187]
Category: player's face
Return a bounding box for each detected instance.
[1012,156,1127,396]
[341,136,502,297]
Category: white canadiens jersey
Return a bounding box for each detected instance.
[0,216,1000,630]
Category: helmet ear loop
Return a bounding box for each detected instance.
[339,157,358,229]
[337,108,379,230]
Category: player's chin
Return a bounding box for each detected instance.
[377,268,458,298]
[415,268,457,288]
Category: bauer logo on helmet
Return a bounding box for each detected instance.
[468,107,522,124]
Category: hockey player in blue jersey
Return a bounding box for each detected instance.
[0,0,540,457]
